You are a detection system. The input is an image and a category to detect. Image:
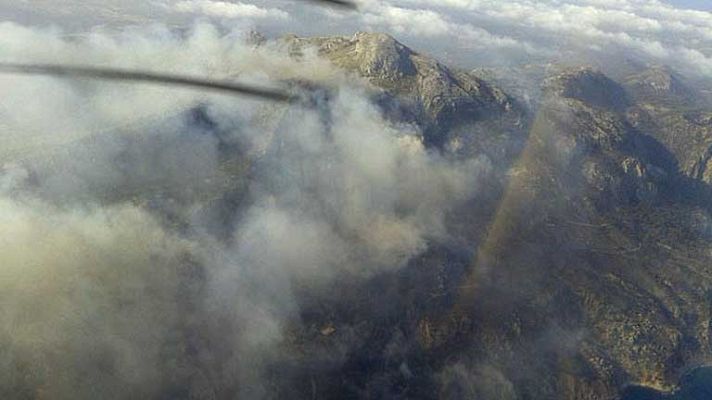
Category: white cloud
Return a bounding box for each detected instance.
[173,0,289,19]
[0,21,493,396]
[364,0,712,75]
[2,0,712,77]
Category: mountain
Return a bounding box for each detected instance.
[262,33,712,400]
[544,67,632,112]
[285,32,527,161]
[14,32,710,400]
[623,66,697,107]
[434,65,712,399]
[623,66,712,184]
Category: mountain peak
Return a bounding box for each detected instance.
[293,31,417,83]
[545,67,630,112]
[633,66,679,92]
[285,32,522,151]
[351,31,400,44]
[348,31,417,79]
[623,65,696,106]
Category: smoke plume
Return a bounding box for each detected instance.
[0,22,488,398]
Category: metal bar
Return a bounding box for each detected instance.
[0,63,295,102]
[305,0,358,10]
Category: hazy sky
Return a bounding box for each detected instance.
[668,0,711,10]
[0,0,711,74]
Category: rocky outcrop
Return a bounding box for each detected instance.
[544,67,631,112]
[622,68,712,184]
[623,66,696,107]
[536,67,672,209]
[286,32,527,158]
[627,106,712,183]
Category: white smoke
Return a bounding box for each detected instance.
[0,22,489,398]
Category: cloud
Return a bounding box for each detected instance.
[0,199,192,398]
[2,0,712,76]
[173,0,289,20]
[377,0,712,74]
[0,0,711,397]
[0,22,489,398]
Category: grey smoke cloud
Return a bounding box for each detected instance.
[1,1,710,397]
[0,22,488,398]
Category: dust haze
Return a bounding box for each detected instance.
[0,22,488,399]
[2,0,712,398]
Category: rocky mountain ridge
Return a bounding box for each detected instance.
[285,32,527,159]
[269,32,712,400]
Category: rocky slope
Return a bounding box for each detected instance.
[263,34,712,400]
[285,32,527,161]
[433,66,712,399]
[18,32,710,400]
[623,66,697,107]
[623,66,712,184]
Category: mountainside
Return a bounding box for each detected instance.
[623,67,712,184]
[436,66,712,399]
[4,31,712,400]
[264,33,712,400]
[623,66,697,107]
[286,32,527,160]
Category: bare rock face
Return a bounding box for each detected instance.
[628,106,712,183]
[622,66,712,185]
[335,32,417,83]
[537,67,672,209]
[286,32,526,157]
[544,67,631,112]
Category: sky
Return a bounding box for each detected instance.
[0,0,711,75]
[668,0,712,11]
